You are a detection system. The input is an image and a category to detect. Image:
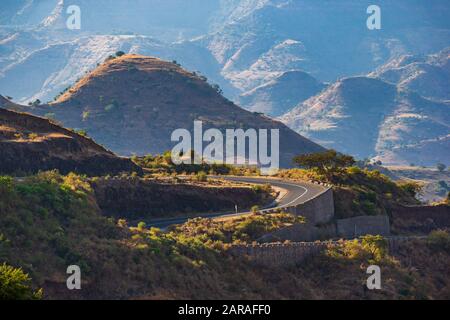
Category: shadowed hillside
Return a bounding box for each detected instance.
[0,105,140,176]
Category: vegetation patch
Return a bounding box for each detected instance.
[1,172,450,299]
[132,152,261,176]
[278,151,419,219]
[169,212,305,246]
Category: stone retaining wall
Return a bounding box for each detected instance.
[229,237,416,267]
[264,185,335,225]
[257,215,391,243]
[337,215,391,238]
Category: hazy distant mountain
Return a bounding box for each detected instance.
[238,70,325,117]
[279,76,450,166]
[1,55,324,167]
[0,0,59,25]
[2,0,449,106]
[1,0,449,167]
[369,47,450,100]
[16,0,222,40]
[205,0,450,85]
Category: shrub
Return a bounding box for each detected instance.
[427,230,450,253]
[82,111,90,121]
[31,99,41,107]
[360,235,388,262]
[172,213,303,245]
[328,235,387,263]
[398,181,422,198]
[28,133,38,140]
[251,205,260,214]
[75,129,88,137]
[360,200,377,216]
[117,219,128,228]
[437,180,448,190]
[212,84,223,95]
[195,171,207,182]
[104,104,116,112]
[0,263,42,300]
[347,166,362,175]
[252,184,272,194]
[0,176,14,193]
[436,163,446,172]
[137,222,147,231]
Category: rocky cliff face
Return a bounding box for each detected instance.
[0,105,141,175]
[91,177,273,220]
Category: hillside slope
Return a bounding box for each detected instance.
[0,104,140,175]
[1,171,450,299]
[238,70,325,117]
[369,47,450,100]
[1,54,324,167]
[204,0,450,84]
[0,34,234,104]
[279,77,450,165]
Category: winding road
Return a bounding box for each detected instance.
[148,176,327,228]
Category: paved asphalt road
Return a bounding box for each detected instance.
[148,176,327,229]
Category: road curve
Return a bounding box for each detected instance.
[148,176,328,229]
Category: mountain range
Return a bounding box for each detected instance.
[0,54,324,167]
[279,66,450,166]
[369,47,450,100]
[0,0,449,165]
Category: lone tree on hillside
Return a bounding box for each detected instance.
[115,51,125,57]
[437,163,446,172]
[28,99,41,107]
[293,149,355,178]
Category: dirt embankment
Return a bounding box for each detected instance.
[91,177,275,220]
[0,107,141,176]
[391,204,450,234]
